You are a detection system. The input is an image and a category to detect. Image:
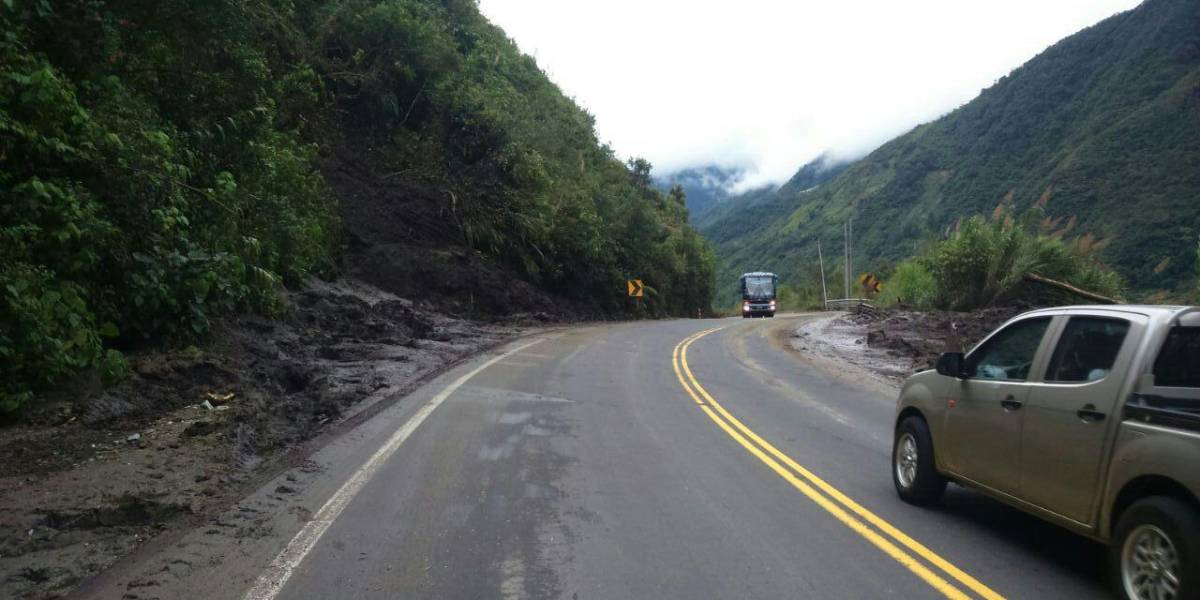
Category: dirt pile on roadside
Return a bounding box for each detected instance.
[849,307,1025,371]
[0,279,524,600]
[789,307,1025,385]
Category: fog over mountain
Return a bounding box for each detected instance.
[479,0,1140,188]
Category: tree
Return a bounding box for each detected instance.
[627,157,653,189]
[668,183,686,207]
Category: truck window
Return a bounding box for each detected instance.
[1045,317,1130,382]
[1153,326,1200,388]
[965,317,1051,381]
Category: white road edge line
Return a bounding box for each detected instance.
[243,338,546,600]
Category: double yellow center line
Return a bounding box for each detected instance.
[672,327,1004,600]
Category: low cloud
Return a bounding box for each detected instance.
[480,0,1139,188]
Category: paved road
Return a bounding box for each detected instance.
[82,315,1113,599]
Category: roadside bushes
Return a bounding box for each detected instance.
[314,0,716,317]
[876,260,937,308]
[0,4,337,412]
[1,0,716,413]
[879,209,1124,311]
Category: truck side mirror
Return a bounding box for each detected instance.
[936,352,967,379]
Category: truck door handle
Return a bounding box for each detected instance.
[1001,396,1023,411]
[1077,404,1106,423]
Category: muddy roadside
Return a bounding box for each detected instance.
[0,278,544,600]
[782,308,1023,390]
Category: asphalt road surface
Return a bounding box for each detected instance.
[80,315,1113,600]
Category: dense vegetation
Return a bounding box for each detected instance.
[701,0,1199,306]
[876,209,1125,310]
[0,0,715,412]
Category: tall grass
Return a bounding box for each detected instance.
[878,208,1124,311]
[876,260,937,308]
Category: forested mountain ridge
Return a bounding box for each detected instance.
[695,153,849,238]
[700,0,1200,305]
[0,0,715,410]
[655,165,745,219]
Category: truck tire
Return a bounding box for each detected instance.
[1110,496,1199,600]
[892,416,946,506]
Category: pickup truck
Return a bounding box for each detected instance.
[891,305,1199,600]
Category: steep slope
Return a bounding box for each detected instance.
[0,0,716,410]
[701,0,1200,304]
[695,153,850,234]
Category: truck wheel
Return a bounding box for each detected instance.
[1111,496,1199,600]
[892,416,946,506]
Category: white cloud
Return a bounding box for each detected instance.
[478,0,1141,189]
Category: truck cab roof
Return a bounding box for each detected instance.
[1014,305,1199,326]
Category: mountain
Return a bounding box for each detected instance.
[700,0,1200,306]
[0,0,716,409]
[654,165,744,218]
[695,153,850,232]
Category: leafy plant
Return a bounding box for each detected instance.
[0,3,337,411]
[878,260,937,309]
[899,208,1124,311]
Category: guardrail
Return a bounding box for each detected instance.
[824,298,876,313]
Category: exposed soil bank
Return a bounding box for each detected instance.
[788,308,1024,386]
[0,279,527,600]
[322,149,601,321]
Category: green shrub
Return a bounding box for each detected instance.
[918,209,1123,311]
[878,260,937,309]
[0,4,337,411]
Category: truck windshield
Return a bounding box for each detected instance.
[744,277,775,298]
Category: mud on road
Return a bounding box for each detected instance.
[787,308,1023,387]
[0,279,531,600]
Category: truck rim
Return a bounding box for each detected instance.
[895,432,918,489]
[1122,523,1180,600]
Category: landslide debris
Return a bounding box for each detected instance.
[791,308,1024,384]
[0,279,523,600]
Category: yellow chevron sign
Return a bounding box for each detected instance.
[627,279,644,297]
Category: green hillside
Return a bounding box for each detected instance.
[0,0,714,410]
[701,0,1200,306]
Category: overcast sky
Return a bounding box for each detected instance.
[478,0,1141,189]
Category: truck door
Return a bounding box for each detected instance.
[1019,315,1139,524]
[945,317,1053,495]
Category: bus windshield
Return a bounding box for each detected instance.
[744,276,775,299]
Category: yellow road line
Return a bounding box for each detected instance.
[673,327,1005,600]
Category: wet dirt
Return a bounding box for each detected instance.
[0,279,525,599]
[0,133,599,600]
[788,307,1025,386]
[321,147,599,321]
